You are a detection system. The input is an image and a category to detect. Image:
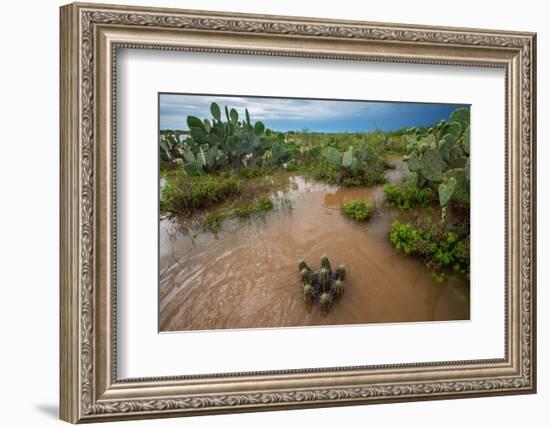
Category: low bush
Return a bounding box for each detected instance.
[228,197,274,218]
[389,219,469,278]
[383,172,432,210]
[160,175,243,214]
[199,196,275,233]
[306,160,386,187]
[237,167,274,179]
[343,200,373,221]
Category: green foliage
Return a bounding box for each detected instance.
[438,177,457,206]
[283,159,300,172]
[237,166,274,179]
[389,220,470,278]
[343,200,373,221]
[317,141,387,187]
[403,107,470,207]
[383,174,432,210]
[228,197,273,218]
[201,211,224,234]
[160,175,243,214]
[195,195,276,234]
[162,102,290,175]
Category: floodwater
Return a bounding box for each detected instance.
[159,159,470,332]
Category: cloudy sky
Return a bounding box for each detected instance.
[159,93,468,133]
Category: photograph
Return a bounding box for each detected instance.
[56,2,536,422]
[158,94,471,332]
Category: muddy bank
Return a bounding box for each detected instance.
[159,159,469,331]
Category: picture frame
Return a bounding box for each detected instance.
[59,2,536,423]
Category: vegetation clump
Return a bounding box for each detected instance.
[160,102,297,175]
[160,174,243,214]
[200,197,275,233]
[343,200,373,221]
[385,107,471,280]
[311,142,388,187]
[383,173,432,210]
[389,219,469,279]
[228,197,273,219]
[298,256,347,308]
[403,107,470,208]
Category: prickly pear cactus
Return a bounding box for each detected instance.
[404,107,470,207]
[163,102,277,175]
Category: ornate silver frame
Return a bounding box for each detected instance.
[60,2,536,423]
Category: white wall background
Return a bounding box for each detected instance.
[0,0,545,426]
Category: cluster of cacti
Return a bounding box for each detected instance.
[298,256,347,308]
[403,107,470,207]
[261,133,301,168]
[320,141,387,186]
[160,132,188,163]
[160,102,300,176]
[183,102,269,175]
[324,145,358,170]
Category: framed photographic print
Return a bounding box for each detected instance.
[60,2,537,423]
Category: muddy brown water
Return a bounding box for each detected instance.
[159,159,469,332]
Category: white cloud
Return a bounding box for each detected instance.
[159,93,391,127]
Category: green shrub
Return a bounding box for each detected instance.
[384,176,431,210]
[343,200,373,221]
[306,159,386,187]
[283,159,300,172]
[389,220,469,278]
[197,196,275,234]
[201,212,224,233]
[238,167,273,179]
[160,175,243,214]
[228,197,274,219]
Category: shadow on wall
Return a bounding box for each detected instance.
[35,404,58,419]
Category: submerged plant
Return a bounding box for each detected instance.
[297,256,347,308]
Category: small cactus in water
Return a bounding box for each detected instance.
[333,279,344,297]
[297,256,347,309]
[303,284,315,300]
[335,265,347,280]
[319,292,332,308]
